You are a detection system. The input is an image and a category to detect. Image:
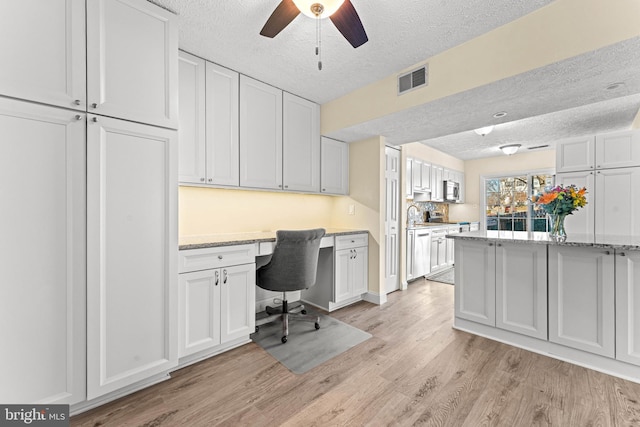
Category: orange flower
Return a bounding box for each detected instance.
[537,192,558,204]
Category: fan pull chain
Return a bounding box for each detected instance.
[316,15,322,70]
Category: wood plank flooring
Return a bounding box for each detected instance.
[72,279,640,426]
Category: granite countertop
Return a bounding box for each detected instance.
[179,228,368,250]
[447,230,640,250]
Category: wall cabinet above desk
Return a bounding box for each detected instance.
[178,55,329,195]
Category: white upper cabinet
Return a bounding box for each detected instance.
[556,130,640,173]
[239,75,283,190]
[283,92,320,192]
[206,62,240,187]
[555,171,596,240]
[87,0,178,129]
[406,158,414,198]
[0,98,86,405]
[178,51,206,184]
[556,136,595,173]
[0,0,86,110]
[595,130,640,170]
[320,137,349,195]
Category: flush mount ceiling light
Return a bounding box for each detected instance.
[260,0,368,70]
[292,0,345,18]
[500,144,521,155]
[474,125,494,136]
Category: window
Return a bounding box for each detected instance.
[483,171,554,232]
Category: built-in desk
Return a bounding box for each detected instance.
[176,228,368,366]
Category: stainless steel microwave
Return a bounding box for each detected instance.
[443,180,460,202]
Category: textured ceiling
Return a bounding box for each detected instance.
[149,0,640,160]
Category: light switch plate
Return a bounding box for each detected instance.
[348,204,355,215]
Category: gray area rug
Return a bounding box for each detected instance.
[251,312,371,374]
[426,267,455,285]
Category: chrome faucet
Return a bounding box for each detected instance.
[407,204,420,227]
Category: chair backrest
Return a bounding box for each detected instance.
[256,228,326,292]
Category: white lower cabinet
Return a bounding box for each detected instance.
[406,230,415,280]
[86,115,178,400]
[548,246,615,357]
[430,230,448,272]
[0,99,86,404]
[616,249,640,366]
[455,240,547,339]
[178,245,256,359]
[446,227,459,266]
[333,234,368,306]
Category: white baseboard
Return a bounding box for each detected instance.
[363,292,387,306]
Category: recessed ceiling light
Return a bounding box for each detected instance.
[605,82,625,90]
[493,111,507,118]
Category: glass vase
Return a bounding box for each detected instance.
[548,213,568,242]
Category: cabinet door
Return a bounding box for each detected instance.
[334,249,352,303]
[178,51,206,184]
[320,137,349,194]
[456,171,465,203]
[406,231,415,280]
[240,75,283,190]
[556,136,595,173]
[283,92,320,192]
[179,269,221,357]
[431,165,443,201]
[220,264,256,343]
[0,99,86,404]
[206,62,240,186]
[496,243,547,339]
[421,162,432,191]
[87,0,178,129]
[595,130,640,170]
[87,115,178,399]
[446,231,458,266]
[548,246,614,357]
[454,240,496,326]
[351,247,368,296]
[429,236,440,272]
[595,167,640,237]
[406,158,414,198]
[413,159,423,191]
[0,0,86,111]
[616,250,640,366]
[555,171,595,240]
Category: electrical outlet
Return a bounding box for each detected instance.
[348,204,355,215]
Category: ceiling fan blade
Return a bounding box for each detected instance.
[260,0,300,38]
[330,0,368,48]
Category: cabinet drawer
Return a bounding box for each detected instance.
[335,233,368,250]
[179,244,256,273]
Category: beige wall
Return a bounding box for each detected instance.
[633,108,640,129]
[179,187,336,236]
[452,150,556,222]
[332,136,386,298]
[321,0,640,135]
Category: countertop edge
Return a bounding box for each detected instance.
[447,232,640,251]
[179,229,368,251]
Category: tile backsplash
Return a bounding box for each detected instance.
[407,201,448,225]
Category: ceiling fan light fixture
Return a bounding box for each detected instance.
[474,125,494,136]
[500,144,521,155]
[293,0,345,18]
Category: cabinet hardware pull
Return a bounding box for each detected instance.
[92,117,98,123]
[354,251,357,259]
[91,103,97,108]
[489,243,494,246]
[218,255,223,260]
[223,269,228,284]
[322,188,326,192]
[605,251,611,255]
[75,115,82,120]
[284,185,288,188]
[200,178,205,182]
[215,271,219,286]
[74,99,81,106]
[497,243,502,247]
[208,178,212,182]
[620,252,626,257]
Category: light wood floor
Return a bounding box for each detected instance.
[72,279,640,426]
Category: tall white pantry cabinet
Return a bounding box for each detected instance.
[0,0,178,409]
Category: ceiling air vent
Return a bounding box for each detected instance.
[398,65,428,95]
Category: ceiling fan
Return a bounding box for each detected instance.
[260,0,368,51]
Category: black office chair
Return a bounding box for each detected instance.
[256,228,326,343]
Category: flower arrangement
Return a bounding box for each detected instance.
[532,185,588,216]
[531,184,587,241]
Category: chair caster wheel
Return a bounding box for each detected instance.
[281,336,287,343]
[301,309,307,314]
[315,322,320,330]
